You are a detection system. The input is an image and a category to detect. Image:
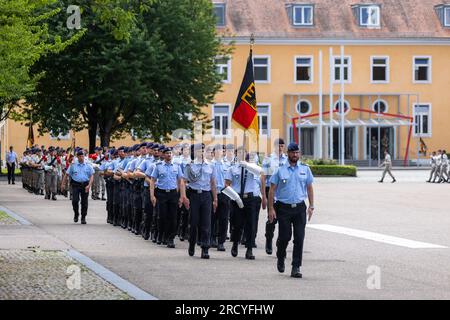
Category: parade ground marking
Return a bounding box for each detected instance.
[307,224,448,249]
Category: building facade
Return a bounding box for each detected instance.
[210,0,450,164]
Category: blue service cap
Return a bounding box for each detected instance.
[151,143,160,149]
[146,142,154,148]
[158,145,166,151]
[287,142,300,152]
[76,150,84,156]
[162,147,172,153]
[139,142,147,148]
[118,146,125,151]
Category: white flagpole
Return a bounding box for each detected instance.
[340,45,345,165]
[318,50,323,159]
[329,47,334,160]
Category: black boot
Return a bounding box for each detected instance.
[217,243,225,251]
[231,242,238,257]
[52,193,57,201]
[291,266,302,278]
[167,239,175,248]
[265,238,273,255]
[201,247,210,259]
[245,248,255,260]
[188,242,195,256]
[277,257,285,273]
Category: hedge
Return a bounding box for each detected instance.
[309,165,357,177]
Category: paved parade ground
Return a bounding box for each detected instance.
[1,169,450,300]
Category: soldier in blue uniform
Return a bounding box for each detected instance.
[150,147,186,248]
[262,138,288,255]
[62,150,95,224]
[183,143,218,259]
[268,142,315,278]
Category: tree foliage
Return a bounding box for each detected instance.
[24,0,231,151]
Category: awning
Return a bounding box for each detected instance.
[295,118,413,127]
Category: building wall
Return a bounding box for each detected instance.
[210,43,450,159]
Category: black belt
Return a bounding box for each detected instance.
[276,201,305,209]
[188,188,210,194]
[156,188,177,193]
[71,181,89,187]
[241,192,254,199]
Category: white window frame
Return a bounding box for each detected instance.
[413,56,432,84]
[50,131,70,140]
[371,99,389,114]
[333,55,352,84]
[370,56,390,84]
[257,103,271,137]
[293,5,314,26]
[253,55,271,84]
[413,103,432,138]
[334,99,351,116]
[294,55,314,84]
[296,99,312,116]
[215,56,231,84]
[359,6,380,27]
[213,3,226,27]
[212,104,231,138]
[445,7,450,27]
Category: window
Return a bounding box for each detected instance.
[371,56,389,83]
[50,131,70,140]
[253,56,270,83]
[414,104,431,136]
[257,105,270,136]
[413,56,431,83]
[215,56,231,83]
[360,6,380,27]
[293,5,314,26]
[333,56,351,83]
[295,56,313,83]
[213,3,226,27]
[296,100,312,116]
[372,100,388,113]
[334,100,350,115]
[446,7,450,26]
[213,105,230,137]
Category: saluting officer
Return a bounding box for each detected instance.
[150,147,186,248]
[62,150,95,224]
[225,146,266,260]
[184,143,218,259]
[268,142,315,278]
[262,138,287,255]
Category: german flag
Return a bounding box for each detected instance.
[232,50,258,138]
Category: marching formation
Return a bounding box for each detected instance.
[427,150,450,183]
[17,139,315,278]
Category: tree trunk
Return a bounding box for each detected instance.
[87,103,99,154]
[100,130,111,148]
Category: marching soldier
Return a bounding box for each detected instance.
[225,146,266,260]
[62,150,95,224]
[432,150,442,183]
[438,150,449,183]
[175,143,191,241]
[378,150,396,183]
[100,149,115,224]
[31,149,45,195]
[44,147,59,200]
[92,147,106,200]
[183,143,217,258]
[110,147,126,226]
[268,142,315,278]
[150,147,186,249]
[427,151,437,183]
[262,138,287,255]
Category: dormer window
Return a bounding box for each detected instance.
[213,3,226,27]
[445,7,450,26]
[293,5,314,26]
[434,4,450,27]
[359,5,380,27]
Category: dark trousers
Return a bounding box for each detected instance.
[212,193,230,245]
[142,187,153,238]
[71,182,89,218]
[7,163,15,183]
[265,186,277,241]
[188,191,212,249]
[113,181,122,225]
[275,201,307,268]
[155,189,178,242]
[105,179,113,223]
[177,204,189,238]
[231,196,257,249]
[133,187,143,233]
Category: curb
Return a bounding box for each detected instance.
[0,205,33,225]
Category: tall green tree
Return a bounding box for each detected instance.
[27,0,230,152]
[0,0,82,121]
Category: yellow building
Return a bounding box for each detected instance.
[209,0,450,165]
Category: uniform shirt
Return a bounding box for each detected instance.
[179,156,191,174]
[222,156,235,172]
[225,164,259,195]
[151,161,182,190]
[430,155,437,168]
[67,162,95,183]
[383,153,392,166]
[184,160,215,191]
[270,162,314,204]
[262,153,288,185]
[138,158,156,187]
[6,151,17,164]
[442,154,449,166]
[124,157,139,173]
[112,157,126,173]
[44,156,59,172]
[212,159,225,191]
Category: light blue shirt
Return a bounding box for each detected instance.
[67,162,95,183]
[99,159,112,171]
[213,159,225,190]
[262,153,288,185]
[184,161,215,192]
[151,161,182,190]
[112,158,125,173]
[225,164,259,194]
[138,158,156,187]
[270,162,314,204]
[6,151,17,164]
